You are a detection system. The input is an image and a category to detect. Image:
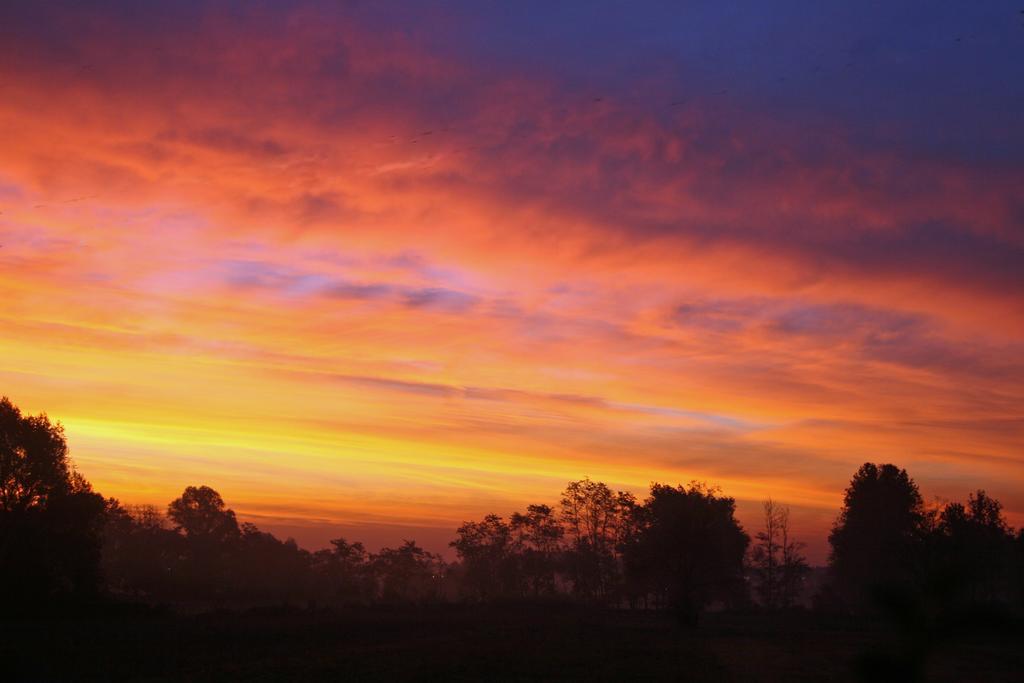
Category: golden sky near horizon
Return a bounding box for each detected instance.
[2,2,1023,560]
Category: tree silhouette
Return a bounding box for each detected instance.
[11,393,1022,631]
[509,504,563,597]
[749,499,809,609]
[778,509,810,609]
[235,522,313,603]
[1,397,76,513]
[167,485,240,542]
[931,490,1016,604]
[166,485,242,602]
[451,514,515,600]
[312,537,374,604]
[1016,528,1024,610]
[0,397,106,608]
[829,463,925,609]
[372,540,446,603]
[623,482,749,624]
[102,502,183,601]
[559,478,634,601]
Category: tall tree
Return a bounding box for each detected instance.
[932,490,1015,604]
[1,396,76,513]
[102,501,183,601]
[1016,529,1024,610]
[166,485,241,601]
[234,523,313,603]
[828,463,926,608]
[624,482,749,624]
[778,507,810,609]
[372,540,446,603]
[451,514,515,600]
[750,499,782,609]
[312,537,374,604]
[750,499,809,609]
[559,478,632,601]
[167,486,240,543]
[0,397,106,607]
[510,504,564,596]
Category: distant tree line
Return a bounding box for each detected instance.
[3,397,1023,621]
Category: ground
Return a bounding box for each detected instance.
[3,605,1021,681]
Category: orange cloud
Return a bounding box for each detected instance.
[1,2,1022,562]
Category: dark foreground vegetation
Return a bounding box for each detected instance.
[3,606,1022,682]
[3,396,1023,681]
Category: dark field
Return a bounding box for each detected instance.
[4,606,1021,682]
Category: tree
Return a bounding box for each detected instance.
[166,485,241,601]
[1,396,75,513]
[451,514,515,600]
[778,508,810,609]
[235,523,313,603]
[624,482,749,624]
[510,504,564,597]
[828,463,926,608]
[102,501,183,601]
[0,397,107,607]
[372,540,445,603]
[559,478,633,601]
[749,499,809,609]
[312,537,373,604]
[167,486,240,542]
[1016,529,1024,610]
[932,490,1015,604]
[750,499,782,609]
[106,489,321,607]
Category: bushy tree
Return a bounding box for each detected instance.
[102,502,183,600]
[106,487,318,606]
[372,540,445,603]
[235,523,313,604]
[451,514,515,600]
[311,537,374,604]
[510,504,564,597]
[624,482,749,624]
[167,485,240,543]
[165,485,242,602]
[559,478,634,601]
[828,463,926,608]
[930,490,1016,605]
[0,397,106,608]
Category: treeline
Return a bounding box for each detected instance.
[824,462,1024,613]
[110,479,752,621]
[3,397,1023,620]
[102,486,447,607]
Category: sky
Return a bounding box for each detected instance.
[1,1,1022,562]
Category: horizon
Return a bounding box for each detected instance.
[2,1,1023,567]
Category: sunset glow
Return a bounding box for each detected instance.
[2,1,1022,561]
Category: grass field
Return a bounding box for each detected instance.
[4,605,1021,682]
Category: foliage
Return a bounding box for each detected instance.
[5,397,1023,621]
[372,540,446,603]
[451,514,515,600]
[623,482,749,623]
[510,504,563,596]
[558,478,636,602]
[0,397,107,608]
[926,490,1017,605]
[828,463,926,608]
[311,537,373,604]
